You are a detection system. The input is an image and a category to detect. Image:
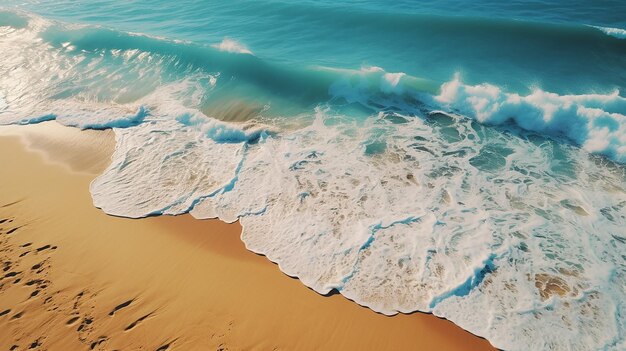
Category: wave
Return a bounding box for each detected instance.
[435,76,626,163]
[211,38,253,55]
[592,25,626,39]
[1,9,625,161]
[2,9,626,351]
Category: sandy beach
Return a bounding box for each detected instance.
[0,122,496,350]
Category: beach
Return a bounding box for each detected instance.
[2,1,625,349]
[0,122,496,350]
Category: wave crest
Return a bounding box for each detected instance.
[211,38,253,55]
[436,75,626,162]
[592,25,626,39]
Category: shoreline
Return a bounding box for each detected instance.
[0,122,496,350]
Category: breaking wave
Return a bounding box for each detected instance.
[593,25,626,39]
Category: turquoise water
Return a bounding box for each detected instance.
[1,1,626,350]
[4,0,626,94]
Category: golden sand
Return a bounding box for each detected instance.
[0,123,495,350]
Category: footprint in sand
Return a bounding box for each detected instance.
[66,316,80,325]
[155,338,178,351]
[3,271,20,279]
[124,312,154,331]
[89,336,109,350]
[2,261,13,272]
[108,298,135,316]
[36,245,52,252]
[27,338,42,349]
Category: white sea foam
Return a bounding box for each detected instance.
[592,25,626,39]
[91,119,245,217]
[211,38,253,54]
[436,75,626,162]
[327,66,438,102]
[89,108,626,351]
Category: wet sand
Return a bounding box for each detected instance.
[0,122,496,350]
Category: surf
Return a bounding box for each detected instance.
[1,6,626,351]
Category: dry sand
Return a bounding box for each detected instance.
[0,122,496,351]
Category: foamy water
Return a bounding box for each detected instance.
[1,5,626,350]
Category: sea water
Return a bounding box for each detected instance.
[1,1,625,350]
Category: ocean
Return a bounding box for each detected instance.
[1,1,625,349]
